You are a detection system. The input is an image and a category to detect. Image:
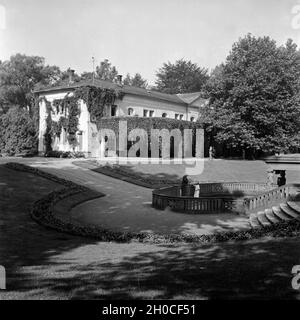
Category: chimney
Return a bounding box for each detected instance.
[117,74,123,85]
[68,69,75,85]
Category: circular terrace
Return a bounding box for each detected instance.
[152,182,296,215]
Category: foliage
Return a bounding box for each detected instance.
[0,107,37,155]
[97,116,200,134]
[155,59,209,94]
[50,116,67,137]
[74,85,123,122]
[96,59,118,82]
[42,85,123,151]
[44,150,85,158]
[80,71,94,81]
[46,96,80,150]
[202,34,300,156]
[56,68,81,84]
[0,54,61,114]
[123,73,148,88]
[97,116,202,157]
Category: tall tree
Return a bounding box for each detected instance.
[0,54,61,114]
[123,73,148,88]
[155,59,209,94]
[202,34,300,156]
[96,59,118,82]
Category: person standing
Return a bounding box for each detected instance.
[209,146,214,160]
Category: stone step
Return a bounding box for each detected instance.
[249,214,261,228]
[257,211,272,227]
[265,208,281,224]
[287,201,300,214]
[272,206,293,221]
[280,203,300,221]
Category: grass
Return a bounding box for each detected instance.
[1,159,300,299]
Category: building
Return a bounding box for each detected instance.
[35,72,207,157]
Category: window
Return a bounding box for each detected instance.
[128,108,134,116]
[190,116,195,122]
[175,114,183,120]
[162,113,167,118]
[144,109,154,117]
[111,105,117,117]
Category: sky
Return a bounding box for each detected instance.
[1,0,300,84]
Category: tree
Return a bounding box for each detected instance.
[0,54,61,114]
[96,59,118,82]
[123,73,148,88]
[80,71,94,81]
[56,68,81,83]
[202,34,300,157]
[0,106,37,155]
[155,59,209,94]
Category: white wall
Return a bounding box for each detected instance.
[114,94,200,120]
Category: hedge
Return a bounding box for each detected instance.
[97,116,201,132]
[97,117,204,157]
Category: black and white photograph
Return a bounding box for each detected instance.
[1,0,300,306]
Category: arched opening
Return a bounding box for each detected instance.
[128,108,134,116]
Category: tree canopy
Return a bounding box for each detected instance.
[0,54,61,113]
[96,59,118,82]
[155,59,209,94]
[201,34,300,156]
[123,73,148,88]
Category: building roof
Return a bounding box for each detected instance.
[34,79,186,105]
[176,92,202,104]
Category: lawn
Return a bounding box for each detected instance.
[1,159,300,299]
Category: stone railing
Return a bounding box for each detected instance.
[152,187,227,214]
[152,182,300,215]
[243,184,300,213]
[194,182,274,196]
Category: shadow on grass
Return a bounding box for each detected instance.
[29,238,300,300]
[0,164,98,293]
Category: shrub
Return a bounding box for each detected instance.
[0,106,37,155]
[44,150,85,158]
